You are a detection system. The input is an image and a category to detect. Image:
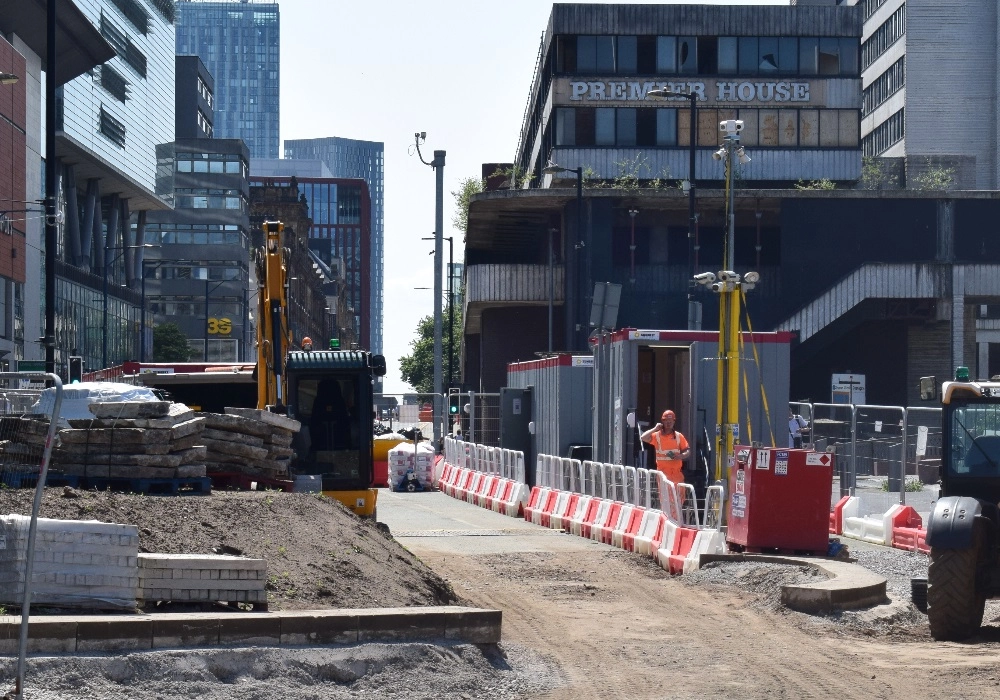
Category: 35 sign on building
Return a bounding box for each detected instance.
[207,317,232,335]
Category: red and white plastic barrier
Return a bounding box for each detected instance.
[830,496,930,554]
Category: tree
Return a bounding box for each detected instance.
[153,323,193,362]
[398,306,463,393]
[451,176,483,233]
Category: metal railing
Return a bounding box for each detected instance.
[0,374,64,700]
[791,401,942,520]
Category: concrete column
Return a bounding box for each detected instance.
[121,199,133,286]
[81,179,98,269]
[936,200,954,262]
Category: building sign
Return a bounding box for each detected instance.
[567,79,811,105]
[207,317,232,335]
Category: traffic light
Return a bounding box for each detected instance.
[448,388,460,416]
[68,356,84,384]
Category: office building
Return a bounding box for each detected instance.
[283,137,384,355]
[0,0,174,374]
[463,2,1000,405]
[175,0,279,159]
[845,0,997,189]
[143,55,251,363]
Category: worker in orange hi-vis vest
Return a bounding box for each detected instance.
[639,410,691,485]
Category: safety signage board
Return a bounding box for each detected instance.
[775,450,789,475]
[805,452,833,466]
[755,449,770,469]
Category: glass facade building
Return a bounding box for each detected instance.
[175,0,279,159]
[283,138,384,356]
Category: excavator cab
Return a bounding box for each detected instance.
[286,349,386,517]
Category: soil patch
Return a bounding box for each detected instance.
[0,487,460,612]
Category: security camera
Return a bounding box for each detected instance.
[718,270,740,283]
[693,272,716,285]
[711,282,724,293]
[712,147,726,161]
[719,119,744,137]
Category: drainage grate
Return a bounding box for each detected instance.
[392,529,565,538]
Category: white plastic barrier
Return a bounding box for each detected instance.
[682,529,727,573]
[841,496,897,545]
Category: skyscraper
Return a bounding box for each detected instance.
[283,137,384,356]
[175,0,279,159]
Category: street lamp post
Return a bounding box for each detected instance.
[541,162,583,350]
[139,258,168,363]
[648,87,699,328]
[413,133,445,447]
[103,244,156,370]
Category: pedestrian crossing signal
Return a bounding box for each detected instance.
[68,356,84,383]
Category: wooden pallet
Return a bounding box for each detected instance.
[0,471,81,489]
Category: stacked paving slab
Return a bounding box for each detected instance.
[197,407,299,479]
[54,402,208,480]
[138,553,267,607]
[0,515,138,611]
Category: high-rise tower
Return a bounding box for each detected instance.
[176,0,279,159]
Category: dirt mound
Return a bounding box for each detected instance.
[0,488,460,612]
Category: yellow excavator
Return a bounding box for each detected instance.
[256,221,386,516]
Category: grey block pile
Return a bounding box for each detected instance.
[0,515,138,611]
[196,407,299,479]
[52,402,208,480]
[138,553,266,605]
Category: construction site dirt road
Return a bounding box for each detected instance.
[381,490,1000,700]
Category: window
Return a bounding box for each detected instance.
[656,109,677,146]
[99,65,130,103]
[617,108,636,146]
[677,37,697,74]
[617,36,637,73]
[656,37,676,73]
[595,108,615,145]
[556,108,576,146]
[108,0,149,34]
[718,37,738,74]
[98,105,126,147]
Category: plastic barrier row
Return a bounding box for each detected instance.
[524,475,727,575]
[829,496,929,554]
[437,441,529,518]
[436,438,726,574]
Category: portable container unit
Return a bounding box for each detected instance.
[507,354,594,468]
[591,329,792,470]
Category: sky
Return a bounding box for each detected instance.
[278,0,787,395]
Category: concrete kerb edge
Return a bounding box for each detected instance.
[0,606,502,654]
[698,552,888,614]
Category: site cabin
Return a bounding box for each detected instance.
[591,329,792,489]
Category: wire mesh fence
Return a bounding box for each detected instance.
[0,373,64,700]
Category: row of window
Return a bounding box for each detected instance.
[862,58,904,117]
[151,229,247,247]
[862,0,890,21]
[862,108,904,157]
[556,35,859,78]
[150,299,243,317]
[174,194,245,211]
[862,5,905,70]
[151,264,244,282]
[611,225,779,267]
[175,158,247,176]
[554,106,859,149]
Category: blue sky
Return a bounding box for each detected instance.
[279,0,787,394]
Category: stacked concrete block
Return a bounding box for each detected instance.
[138,553,267,605]
[50,402,207,480]
[0,515,138,611]
[197,408,299,478]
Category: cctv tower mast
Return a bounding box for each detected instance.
[705,119,758,505]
